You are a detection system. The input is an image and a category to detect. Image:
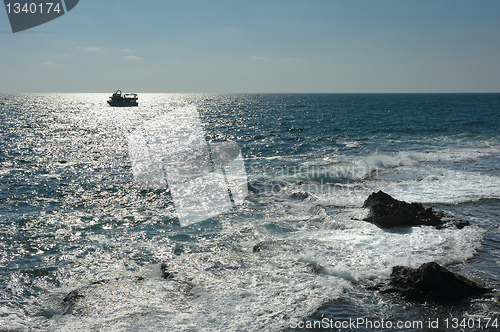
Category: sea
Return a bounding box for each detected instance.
[1,93,499,331]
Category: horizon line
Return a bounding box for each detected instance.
[1,91,499,95]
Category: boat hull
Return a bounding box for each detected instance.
[107,101,138,107]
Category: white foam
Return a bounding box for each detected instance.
[360,144,500,174]
[0,306,27,331]
[294,223,484,282]
[270,144,500,187]
[291,144,500,206]
[44,213,484,332]
[46,248,350,331]
[368,166,500,204]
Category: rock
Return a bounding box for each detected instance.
[363,191,444,228]
[160,263,175,279]
[380,262,489,303]
[289,191,310,200]
[436,219,470,230]
[62,289,84,314]
[251,241,301,255]
[62,279,111,314]
[454,220,470,229]
[253,242,264,253]
[61,277,145,314]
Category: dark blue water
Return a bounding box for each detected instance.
[1,93,499,331]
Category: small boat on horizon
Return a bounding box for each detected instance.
[107,90,138,107]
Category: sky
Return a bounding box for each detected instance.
[1,0,500,93]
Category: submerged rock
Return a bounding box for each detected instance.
[253,242,264,253]
[436,218,470,229]
[161,263,175,279]
[363,191,444,228]
[380,262,489,303]
[289,191,310,200]
[61,277,143,314]
[62,289,84,314]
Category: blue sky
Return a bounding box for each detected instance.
[1,0,500,93]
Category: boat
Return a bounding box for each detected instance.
[107,90,138,107]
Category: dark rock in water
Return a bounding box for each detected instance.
[61,277,146,314]
[454,220,470,229]
[363,191,444,228]
[253,242,264,253]
[251,240,301,255]
[289,191,310,200]
[161,263,175,279]
[381,262,489,303]
[61,279,114,314]
[62,289,84,314]
[436,219,470,230]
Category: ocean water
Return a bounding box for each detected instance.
[0,93,499,331]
